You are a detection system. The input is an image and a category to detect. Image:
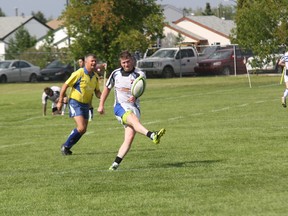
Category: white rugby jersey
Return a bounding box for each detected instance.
[280,52,288,68]
[42,86,61,104]
[106,67,146,106]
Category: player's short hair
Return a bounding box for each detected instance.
[78,57,84,61]
[44,87,52,95]
[85,54,96,61]
[119,50,132,60]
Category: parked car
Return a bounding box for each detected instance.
[245,54,283,74]
[39,60,74,81]
[137,46,204,78]
[194,49,248,76]
[0,60,40,83]
[198,45,225,59]
[143,47,160,59]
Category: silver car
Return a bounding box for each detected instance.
[0,60,41,83]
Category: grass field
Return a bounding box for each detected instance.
[1,75,288,216]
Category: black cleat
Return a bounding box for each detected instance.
[61,144,72,155]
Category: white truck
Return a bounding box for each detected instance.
[136,46,203,78]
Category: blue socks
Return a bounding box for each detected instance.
[64,128,82,149]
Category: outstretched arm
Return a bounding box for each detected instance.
[97,86,110,115]
[43,103,47,116]
[57,83,69,112]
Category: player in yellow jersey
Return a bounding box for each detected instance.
[57,54,101,155]
[78,56,94,121]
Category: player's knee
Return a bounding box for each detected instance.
[77,127,87,134]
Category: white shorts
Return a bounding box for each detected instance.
[285,72,288,83]
[114,103,140,125]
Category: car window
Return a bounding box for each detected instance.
[19,61,30,68]
[209,50,231,60]
[176,50,185,59]
[0,61,10,69]
[152,50,176,58]
[201,46,217,56]
[144,48,159,58]
[12,61,20,68]
[234,49,243,58]
[47,61,66,68]
[175,49,195,59]
[186,49,195,57]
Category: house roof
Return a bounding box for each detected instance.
[166,22,207,43]
[174,15,235,37]
[0,16,33,39]
[160,4,183,23]
[0,16,52,40]
[46,19,64,30]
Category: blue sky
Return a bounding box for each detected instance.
[0,0,234,19]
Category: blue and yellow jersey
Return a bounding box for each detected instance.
[65,67,100,104]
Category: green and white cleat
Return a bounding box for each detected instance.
[153,128,166,144]
[109,163,119,171]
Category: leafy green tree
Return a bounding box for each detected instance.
[61,0,165,73]
[41,30,57,62]
[232,0,288,66]
[202,3,214,16]
[32,11,47,24]
[0,8,6,17]
[175,33,184,46]
[183,7,193,17]
[191,5,235,19]
[6,26,37,59]
[24,30,60,68]
[213,4,235,20]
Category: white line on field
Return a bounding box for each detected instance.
[255,100,265,104]
[236,103,249,107]
[20,116,43,122]
[168,116,184,121]
[51,166,183,175]
[212,107,230,112]
[0,142,35,148]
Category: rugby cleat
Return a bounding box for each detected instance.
[109,163,119,171]
[153,128,166,144]
[61,144,72,155]
[282,97,286,108]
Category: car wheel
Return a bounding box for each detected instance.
[222,67,231,75]
[29,74,38,83]
[162,66,174,78]
[0,75,7,83]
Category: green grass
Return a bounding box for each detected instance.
[1,75,288,215]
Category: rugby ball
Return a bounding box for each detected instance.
[131,76,146,98]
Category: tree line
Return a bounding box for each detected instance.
[1,0,288,72]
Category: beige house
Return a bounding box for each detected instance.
[163,22,208,47]
[161,5,235,47]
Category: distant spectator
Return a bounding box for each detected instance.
[78,57,84,68]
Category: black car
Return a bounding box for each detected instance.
[39,60,74,81]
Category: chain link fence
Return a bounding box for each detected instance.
[0,51,77,70]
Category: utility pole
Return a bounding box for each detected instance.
[66,0,71,47]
